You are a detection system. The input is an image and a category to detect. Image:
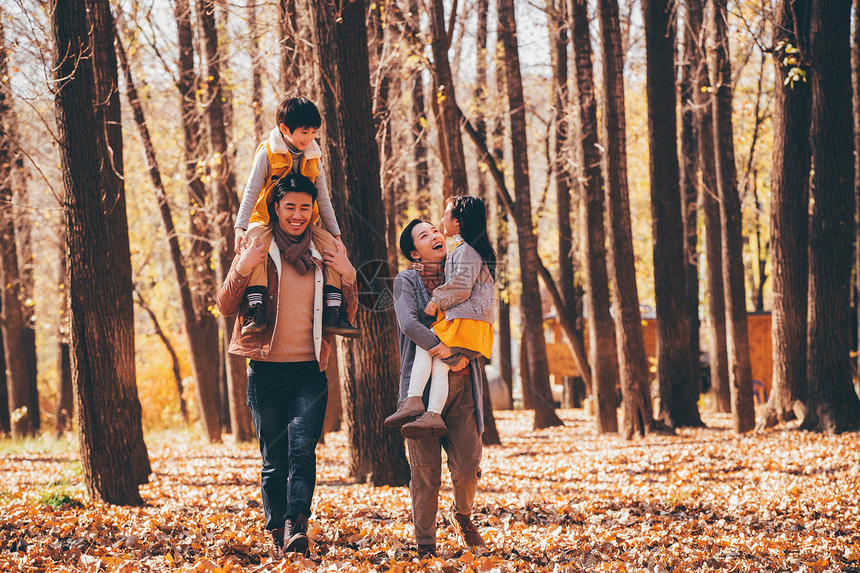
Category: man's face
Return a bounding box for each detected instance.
[280,124,318,151]
[274,191,313,236]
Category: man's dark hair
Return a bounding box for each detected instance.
[276,97,322,133]
[399,219,427,262]
[271,172,318,207]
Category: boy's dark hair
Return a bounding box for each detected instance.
[271,173,318,209]
[400,219,427,262]
[276,97,322,133]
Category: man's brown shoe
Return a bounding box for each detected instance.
[269,526,285,556]
[450,511,487,550]
[285,513,309,555]
[384,396,425,427]
[400,411,447,439]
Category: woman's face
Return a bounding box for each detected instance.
[410,222,447,263]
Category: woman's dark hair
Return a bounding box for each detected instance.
[269,173,318,220]
[276,96,322,132]
[450,196,496,280]
[399,219,426,262]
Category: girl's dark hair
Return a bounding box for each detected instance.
[276,97,322,132]
[400,219,426,262]
[450,196,496,280]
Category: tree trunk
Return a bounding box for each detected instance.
[567,0,618,433]
[0,314,7,434]
[642,0,699,429]
[712,0,755,433]
[279,0,301,93]
[597,0,653,438]
[0,24,34,438]
[55,239,73,436]
[248,0,265,142]
[803,0,860,433]
[174,0,222,435]
[475,0,501,445]
[679,0,701,404]
[320,344,342,441]
[687,0,729,413]
[197,0,253,443]
[759,0,810,430]
[309,0,410,485]
[497,0,562,429]
[370,3,399,269]
[429,0,469,199]
[0,21,40,434]
[116,34,217,431]
[408,0,430,214]
[491,49,514,406]
[855,0,860,400]
[52,0,150,504]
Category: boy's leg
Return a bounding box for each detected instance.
[241,225,273,334]
[401,358,449,439]
[309,224,361,338]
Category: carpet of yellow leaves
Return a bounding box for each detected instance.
[1,409,859,572]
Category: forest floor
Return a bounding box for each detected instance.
[1,409,859,572]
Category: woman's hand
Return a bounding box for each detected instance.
[428,342,452,359]
[424,301,438,316]
[451,356,469,371]
[323,242,357,285]
[235,235,267,276]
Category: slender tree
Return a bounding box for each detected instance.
[855,0,860,385]
[492,41,514,405]
[429,0,469,199]
[759,0,810,429]
[679,0,701,396]
[174,0,223,436]
[687,0,729,413]
[803,0,860,433]
[52,0,150,503]
[642,0,700,428]
[497,0,563,429]
[567,0,619,433]
[309,0,410,484]
[55,238,73,436]
[197,0,253,442]
[248,0,265,142]
[597,0,653,438]
[279,0,301,93]
[0,18,34,437]
[712,0,755,433]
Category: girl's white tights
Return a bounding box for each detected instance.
[408,346,451,414]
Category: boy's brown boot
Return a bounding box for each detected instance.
[241,304,267,334]
[450,511,487,551]
[400,411,447,439]
[384,396,425,427]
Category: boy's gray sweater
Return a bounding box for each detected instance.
[393,270,484,434]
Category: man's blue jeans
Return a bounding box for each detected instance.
[247,360,328,531]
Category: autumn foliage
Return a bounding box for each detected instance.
[1,410,859,572]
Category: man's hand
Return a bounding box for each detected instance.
[234,228,246,254]
[235,235,267,276]
[424,301,438,316]
[322,242,357,285]
[428,342,452,359]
